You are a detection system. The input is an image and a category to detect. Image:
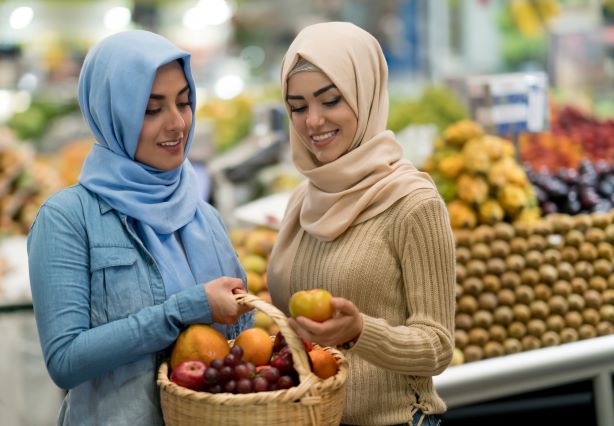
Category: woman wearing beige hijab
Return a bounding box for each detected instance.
[266,22,455,426]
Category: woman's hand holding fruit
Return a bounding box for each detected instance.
[289,293,362,348]
[203,277,252,324]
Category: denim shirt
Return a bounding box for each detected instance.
[27,184,252,425]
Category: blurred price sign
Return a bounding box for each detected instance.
[451,72,549,135]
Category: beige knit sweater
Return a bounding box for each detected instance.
[288,188,456,425]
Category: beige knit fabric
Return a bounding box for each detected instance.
[288,189,455,425]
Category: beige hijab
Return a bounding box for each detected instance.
[268,22,436,312]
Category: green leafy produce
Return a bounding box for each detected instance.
[388,85,468,133]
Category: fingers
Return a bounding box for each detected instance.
[331,297,357,316]
[203,277,252,324]
[221,276,246,290]
[289,297,361,347]
[288,317,312,343]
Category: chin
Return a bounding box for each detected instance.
[315,152,340,164]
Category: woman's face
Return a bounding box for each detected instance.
[135,61,192,170]
[286,71,357,164]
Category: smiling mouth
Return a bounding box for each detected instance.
[159,140,181,147]
[311,130,338,143]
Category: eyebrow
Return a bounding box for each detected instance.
[149,84,190,100]
[287,83,336,100]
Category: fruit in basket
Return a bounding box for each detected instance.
[170,324,230,369]
[233,327,274,366]
[270,346,294,375]
[308,348,339,380]
[198,352,298,393]
[273,331,313,353]
[289,289,334,322]
[170,360,207,391]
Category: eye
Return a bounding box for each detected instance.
[323,96,341,107]
[177,102,191,110]
[145,108,161,115]
[289,104,307,113]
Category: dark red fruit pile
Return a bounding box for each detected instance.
[528,158,614,215]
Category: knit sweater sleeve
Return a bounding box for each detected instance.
[351,192,456,376]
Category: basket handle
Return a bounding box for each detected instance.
[234,293,317,387]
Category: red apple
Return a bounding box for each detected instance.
[170,360,207,391]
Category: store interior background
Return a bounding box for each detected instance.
[2,0,614,425]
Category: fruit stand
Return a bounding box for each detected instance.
[434,334,614,426]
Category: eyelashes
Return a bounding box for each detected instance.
[289,96,342,113]
[324,96,341,107]
[145,102,191,116]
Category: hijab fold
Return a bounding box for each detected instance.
[267,22,436,312]
[78,30,243,300]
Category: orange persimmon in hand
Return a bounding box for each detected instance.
[289,289,334,322]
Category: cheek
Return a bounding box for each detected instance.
[138,120,157,146]
[290,115,303,131]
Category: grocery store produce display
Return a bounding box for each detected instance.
[497,0,559,68]
[452,212,614,365]
[528,158,614,216]
[423,120,540,229]
[196,95,254,153]
[387,86,469,134]
[0,129,64,235]
[230,226,278,334]
[520,105,614,172]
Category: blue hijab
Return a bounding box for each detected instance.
[78,30,243,297]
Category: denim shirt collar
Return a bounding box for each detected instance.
[97,196,115,215]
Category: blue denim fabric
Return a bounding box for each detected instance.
[27,185,253,425]
[340,410,441,426]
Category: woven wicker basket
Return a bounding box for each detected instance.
[157,293,348,426]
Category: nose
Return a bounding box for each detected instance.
[305,106,325,129]
[166,106,186,133]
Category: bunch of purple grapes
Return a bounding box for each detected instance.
[203,345,297,394]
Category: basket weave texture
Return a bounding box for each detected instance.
[157,293,348,426]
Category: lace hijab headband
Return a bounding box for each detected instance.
[287,57,321,78]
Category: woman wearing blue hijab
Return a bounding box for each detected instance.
[27,30,253,425]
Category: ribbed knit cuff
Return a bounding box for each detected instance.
[350,314,385,358]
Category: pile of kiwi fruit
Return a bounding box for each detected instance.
[452,211,614,365]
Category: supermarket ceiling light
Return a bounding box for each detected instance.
[214,75,243,100]
[183,0,232,30]
[104,6,132,31]
[9,6,34,30]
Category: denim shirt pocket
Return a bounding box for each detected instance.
[90,246,144,325]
